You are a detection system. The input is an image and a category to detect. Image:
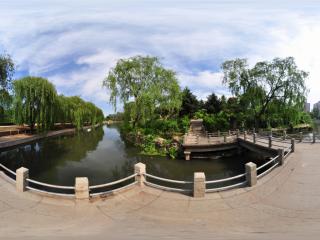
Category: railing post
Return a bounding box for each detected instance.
[223,133,227,143]
[291,138,295,153]
[193,172,205,198]
[135,162,146,186]
[244,131,247,141]
[245,162,257,187]
[75,177,89,200]
[236,129,240,138]
[283,130,287,140]
[184,151,191,161]
[253,133,256,144]
[299,132,303,142]
[268,136,272,148]
[217,130,221,137]
[278,148,284,165]
[270,130,273,137]
[313,132,316,143]
[16,167,29,192]
[228,130,231,136]
[253,128,255,134]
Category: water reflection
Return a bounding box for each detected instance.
[0,125,267,186]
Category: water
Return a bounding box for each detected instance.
[0,125,267,186]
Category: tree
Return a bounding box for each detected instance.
[13,77,57,131]
[179,87,199,117]
[204,93,221,114]
[103,56,182,127]
[0,53,15,122]
[55,95,104,129]
[222,57,309,128]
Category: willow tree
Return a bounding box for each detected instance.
[13,76,57,131]
[103,56,182,127]
[222,57,309,128]
[55,95,104,129]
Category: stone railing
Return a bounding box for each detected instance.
[0,136,293,199]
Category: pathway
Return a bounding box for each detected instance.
[0,143,320,239]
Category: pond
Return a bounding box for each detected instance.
[0,125,268,186]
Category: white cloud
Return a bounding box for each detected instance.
[0,0,319,114]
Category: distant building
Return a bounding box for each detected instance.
[305,102,311,112]
[313,101,320,112]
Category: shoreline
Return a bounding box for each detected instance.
[0,124,101,150]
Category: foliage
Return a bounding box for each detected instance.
[13,77,57,131]
[179,87,200,117]
[0,53,15,122]
[204,93,221,114]
[13,77,104,131]
[55,95,104,129]
[222,57,309,128]
[103,55,182,127]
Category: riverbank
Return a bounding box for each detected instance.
[0,124,101,150]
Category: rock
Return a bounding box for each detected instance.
[155,137,166,147]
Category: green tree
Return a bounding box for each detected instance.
[222,57,309,128]
[13,77,57,131]
[0,53,15,122]
[103,56,182,127]
[179,87,199,117]
[204,93,221,114]
[55,95,104,129]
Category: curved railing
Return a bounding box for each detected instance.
[89,173,137,197]
[26,178,75,197]
[0,129,295,198]
[205,173,246,193]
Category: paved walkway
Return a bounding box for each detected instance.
[1,143,320,239]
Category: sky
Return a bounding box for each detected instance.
[0,0,320,115]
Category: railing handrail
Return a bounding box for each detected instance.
[26,186,75,197]
[206,181,247,193]
[0,163,16,176]
[257,155,279,171]
[257,162,279,179]
[90,181,137,197]
[89,173,137,189]
[205,173,245,184]
[26,178,75,190]
[144,173,193,184]
[144,181,191,192]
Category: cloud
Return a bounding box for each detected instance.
[0,0,319,114]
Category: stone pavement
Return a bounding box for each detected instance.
[1,143,320,239]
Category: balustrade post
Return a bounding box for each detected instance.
[245,162,257,187]
[268,136,272,148]
[75,177,89,200]
[313,132,316,143]
[270,130,273,137]
[253,128,255,134]
[228,130,231,136]
[291,138,295,153]
[278,148,284,165]
[283,130,287,140]
[299,132,303,142]
[253,133,256,144]
[16,167,29,192]
[236,129,240,138]
[223,133,227,143]
[184,151,191,161]
[135,162,146,186]
[217,130,221,137]
[193,172,205,198]
[244,131,247,141]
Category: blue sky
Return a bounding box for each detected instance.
[0,0,320,115]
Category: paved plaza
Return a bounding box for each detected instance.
[1,143,320,239]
